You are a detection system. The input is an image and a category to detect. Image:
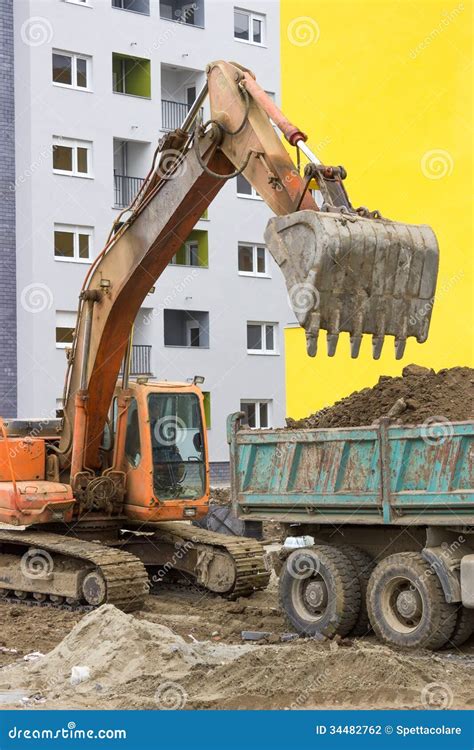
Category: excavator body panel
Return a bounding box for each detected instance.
[265,210,439,359]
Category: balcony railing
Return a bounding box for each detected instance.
[114,174,145,209]
[120,344,153,377]
[161,100,191,131]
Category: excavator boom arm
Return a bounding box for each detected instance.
[60,61,316,471]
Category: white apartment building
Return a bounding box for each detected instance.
[1,0,293,481]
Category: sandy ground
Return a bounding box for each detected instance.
[0,571,473,711]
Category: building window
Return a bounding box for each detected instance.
[240,400,272,429]
[164,310,209,348]
[52,51,91,90]
[236,174,261,199]
[238,243,268,276]
[159,0,205,27]
[247,322,277,354]
[234,8,265,45]
[112,0,150,13]
[112,53,151,98]
[171,230,208,267]
[54,224,93,262]
[53,137,92,177]
[56,312,76,348]
[56,399,64,419]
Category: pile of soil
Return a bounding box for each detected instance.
[287,365,474,429]
[0,604,252,707]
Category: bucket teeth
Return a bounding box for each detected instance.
[306,332,318,357]
[327,333,339,357]
[264,211,439,361]
[350,335,362,359]
[394,338,407,360]
[372,335,385,360]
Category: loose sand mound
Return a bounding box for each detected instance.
[287,365,474,429]
[0,604,251,704]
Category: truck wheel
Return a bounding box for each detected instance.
[367,552,457,650]
[339,545,375,636]
[279,545,361,638]
[443,607,474,649]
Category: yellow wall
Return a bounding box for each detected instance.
[281,0,473,418]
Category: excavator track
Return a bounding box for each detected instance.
[0,530,149,611]
[150,522,271,598]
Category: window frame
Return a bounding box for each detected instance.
[64,0,92,7]
[238,243,269,278]
[233,8,266,46]
[52,50,92,91]
[247,321,278,355]
[240,399,272,429]
[53,137,93,178]
[55,326,75,349]
[236,174,262,200]
[111,0,150,15]
[54,224,93,264]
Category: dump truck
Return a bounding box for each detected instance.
[228,413,474,650]
[0,60,439,611]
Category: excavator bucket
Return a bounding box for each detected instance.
[264,210,439,359]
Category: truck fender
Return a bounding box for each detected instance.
[421,547,461,604]
[460,555,474,608]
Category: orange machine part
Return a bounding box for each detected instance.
[0,438,45,482]
[0,480,75,527]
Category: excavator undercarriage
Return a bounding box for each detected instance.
[0,524,269,610]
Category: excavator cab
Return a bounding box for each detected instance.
[114,381,209,524]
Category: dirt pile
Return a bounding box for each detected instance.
[0,604,251,706]
[287,366,474,429]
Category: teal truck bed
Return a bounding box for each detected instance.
[228,414,474,526]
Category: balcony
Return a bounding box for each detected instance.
[162,100,194,131]
[114,174,145,209]
[120,344,152,377]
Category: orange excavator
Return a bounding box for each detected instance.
[0,61,439,610]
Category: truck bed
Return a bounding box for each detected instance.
[228,414,474,526]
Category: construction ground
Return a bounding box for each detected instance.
[0,556,473,711]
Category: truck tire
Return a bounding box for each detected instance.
[279,545,361,638]
[339,545,375,637]
[367,552,457,650]
[443,606,474,649]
